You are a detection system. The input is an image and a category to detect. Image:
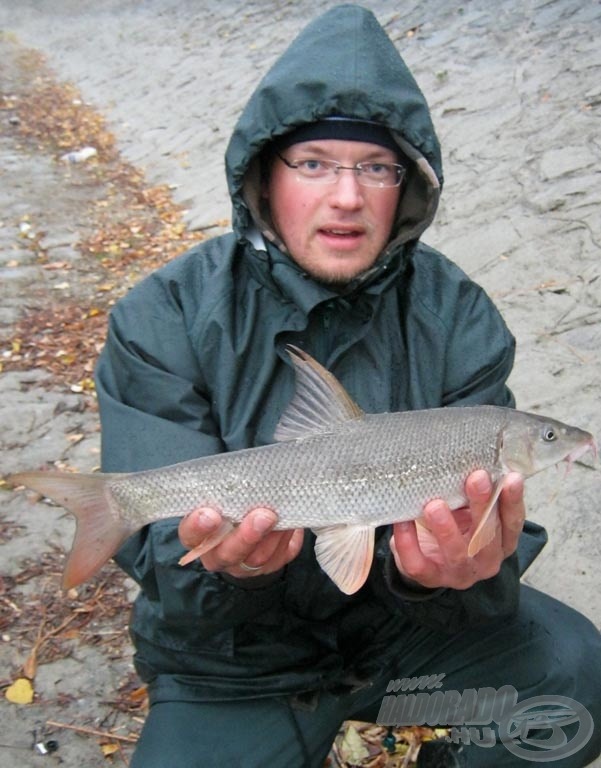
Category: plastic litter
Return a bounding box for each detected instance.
[60,146,98,163]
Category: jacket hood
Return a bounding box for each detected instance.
[225,4,443,287]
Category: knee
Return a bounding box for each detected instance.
[543,600,601,702]
[519,589,601,763]
[521,589,599,685]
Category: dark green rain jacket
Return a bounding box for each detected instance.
[96,5,546,703]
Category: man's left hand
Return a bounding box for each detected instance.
[390,470,525,590]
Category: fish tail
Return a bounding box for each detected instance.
[9,471,132,590]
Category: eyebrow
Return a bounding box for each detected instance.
[289,143,398,161]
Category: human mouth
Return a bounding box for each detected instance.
[317,226,365,246]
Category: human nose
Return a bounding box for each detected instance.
[328,169,364,209]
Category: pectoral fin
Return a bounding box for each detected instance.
[178,519,235,566]
[467,476,507,556]
[313,524,375,595]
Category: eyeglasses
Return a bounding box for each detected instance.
[275,151,405,188]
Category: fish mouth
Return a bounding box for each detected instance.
[563,438,597,472]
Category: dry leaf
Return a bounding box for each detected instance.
[101,743,120,757]
[5,677,34,704]
[129,686,149,703]
[23,648,38,679]
[339,723,370,765]
[43,261,70,270]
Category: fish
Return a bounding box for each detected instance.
[8,346,596,595]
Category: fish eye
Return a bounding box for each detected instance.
[542,426,557,442]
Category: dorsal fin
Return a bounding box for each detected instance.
[273,345,364,442]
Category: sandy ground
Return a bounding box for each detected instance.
[0,0,600,765]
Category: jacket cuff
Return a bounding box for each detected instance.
[384,553,444,602]
[219,568,285,590]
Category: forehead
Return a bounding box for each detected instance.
[285,139,398,160]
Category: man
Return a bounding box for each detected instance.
[96,6,601,767]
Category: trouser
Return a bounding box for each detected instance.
[130,586,601,768]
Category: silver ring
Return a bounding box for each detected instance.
[239,561,263,572]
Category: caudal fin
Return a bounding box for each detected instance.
[9,471,132,589]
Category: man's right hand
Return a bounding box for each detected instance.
[178,507,304,579]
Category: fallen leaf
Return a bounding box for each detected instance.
[101,743,120,757]
[23,648,38,679]
[42,261,70,270]
[339,723,370,765]
[128,686,148,703]
[5,677,34,704]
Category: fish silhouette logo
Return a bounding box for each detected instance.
[499,695,594,762]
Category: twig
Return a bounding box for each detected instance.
[45,720,138,744]
[538,333,591,363]
[117,740,130,766]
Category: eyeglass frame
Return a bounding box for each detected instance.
[274,150,406,188]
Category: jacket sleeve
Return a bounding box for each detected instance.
[378,272,547,631]
[95,271,281,623]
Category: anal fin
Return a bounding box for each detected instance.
[313,524,375,595]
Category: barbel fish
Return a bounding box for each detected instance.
[9,346,596,594]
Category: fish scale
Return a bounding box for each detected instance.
[8,347,596,595]
[109,407,516,530]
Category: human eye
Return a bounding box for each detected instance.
[362,162,393,180]
[295,158,330,177]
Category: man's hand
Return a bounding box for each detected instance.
[178,507,304,579]
[390,470,525,590]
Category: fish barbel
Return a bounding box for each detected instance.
[8,346,596,594]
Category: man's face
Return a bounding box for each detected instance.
[265,139,401,285]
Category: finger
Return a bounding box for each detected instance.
[179,506,223,549]
[391,521,439,586]
[463,470,506,566]
[423,499,468,568]
[499,472,525,556]
[267,527,304,566]
[464,470,493,516]
[200,507,278,571]
[231,529,293,572]
[231,527,305,577]
[287,528,305,561]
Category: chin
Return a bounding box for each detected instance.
[307,260,374,286]
[310,270,362,287]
